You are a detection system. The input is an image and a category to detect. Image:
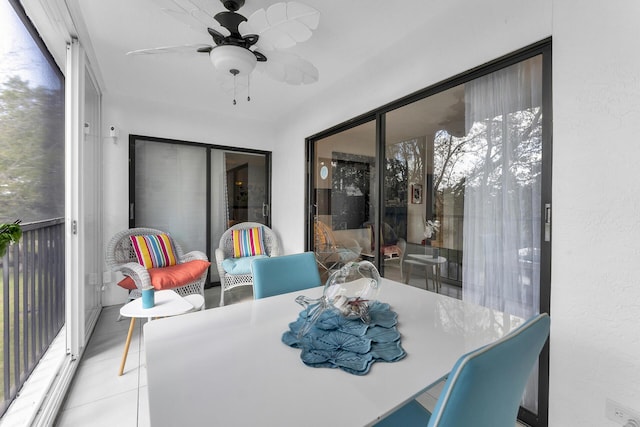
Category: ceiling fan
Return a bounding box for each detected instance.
[127,0,320,104]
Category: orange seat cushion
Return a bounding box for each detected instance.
[117,259,211,291]
[382,244,401,257]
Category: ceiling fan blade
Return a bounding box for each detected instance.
[156,2,229,37]
[154,0,217,18]
[285,2,320,30]
[126,44,212,55]
[190,9,219,29]
[214,11,247,36]
[151,0,183,10]
[161,8,203,30]
[183,0,217,16]
[260,51,318,85]
[265,2,319,31]
[241,2,319,50]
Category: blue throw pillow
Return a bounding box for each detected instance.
[222,255,268,274]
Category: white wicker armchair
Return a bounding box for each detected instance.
[106,227,209,301]
[215,222,281,306]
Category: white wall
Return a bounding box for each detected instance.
[101,94,276,305]
[549,1,640,425]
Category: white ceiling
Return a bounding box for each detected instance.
[68,0,460,128]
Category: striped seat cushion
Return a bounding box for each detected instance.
[232,227,266,258]
[130,234,178,269]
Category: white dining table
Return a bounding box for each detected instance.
[144,278,524,427]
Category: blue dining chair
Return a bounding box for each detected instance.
[251,252,322,299]
[375,312,550,427]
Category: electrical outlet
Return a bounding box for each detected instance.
[606,399,640,425]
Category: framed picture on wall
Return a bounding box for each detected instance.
[411,184,423,204]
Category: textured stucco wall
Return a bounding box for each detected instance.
[549,1,640,425]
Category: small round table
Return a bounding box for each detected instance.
[404,254,447,293]
[118,290,204,376]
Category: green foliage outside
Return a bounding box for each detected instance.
[0,220,21,257]
[0,75,65,224]
[0,73,64,412]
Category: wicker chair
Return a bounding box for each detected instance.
[314,220,361,275]
[215,222,281,306]
[106,227,209,301]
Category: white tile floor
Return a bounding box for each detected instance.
[55,266,524,426]
[55,285,253,427]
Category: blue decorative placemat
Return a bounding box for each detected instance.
[282,301,406,375]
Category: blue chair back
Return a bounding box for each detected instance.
[251,252,322,299]
[429,312,550,426]
[375,313,550,427]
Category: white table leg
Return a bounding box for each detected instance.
[425,265,430,291]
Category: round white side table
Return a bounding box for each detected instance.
[118,290,201,376]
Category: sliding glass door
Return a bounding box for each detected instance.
[224,152,269,225]
[308,41,551,426]
[133,139,207,254]
[82,66,102,333]
[130,136,270,283]
[310,120,377,281]
[384,54,544,418]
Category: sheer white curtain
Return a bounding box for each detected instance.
[210,149,229,281]
[462,57,543,411]
[462,57,542,317]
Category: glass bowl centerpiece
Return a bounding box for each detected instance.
[295,260,381,337]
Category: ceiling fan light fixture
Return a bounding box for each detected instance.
[209,45,257,76]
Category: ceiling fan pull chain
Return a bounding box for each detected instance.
[247,75,251,102]
[231,69,239,105]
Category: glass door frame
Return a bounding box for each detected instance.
[306,39,552,427]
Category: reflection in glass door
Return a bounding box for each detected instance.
[224,152,269,225]
[311,121,376,281]
[214,151,270,280]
